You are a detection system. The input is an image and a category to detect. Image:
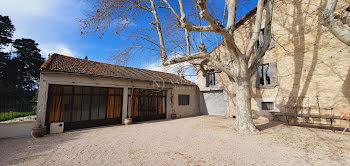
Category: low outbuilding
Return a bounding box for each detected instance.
[36,53,199,131]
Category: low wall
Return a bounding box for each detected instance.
[0,121,35,138]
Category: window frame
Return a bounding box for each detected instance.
[257,62,278,88]
[257,63,271,87]
[261,102,274,111]
[206,69,216,87]
[178,94,190,106]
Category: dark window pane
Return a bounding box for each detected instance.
[100,88,108,95]
[74,86,82,94]
[72,95,82,121]
[265,64,271,85]
[178,95,190,105]
[258,66,264,86]
[99,96,106,119]
[81,95,90,120]
[209,73,215,86]
[83,87,91,95]
[62,96,72,122]
[63,86,73,94]
[92,87,100,95]
[262,102,274,110]
[91,96,99,120]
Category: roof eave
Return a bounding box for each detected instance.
[40,70,197,86]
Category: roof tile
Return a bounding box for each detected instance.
[41,53,196,86]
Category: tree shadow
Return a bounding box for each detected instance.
[342,69,350,104]
[255,120,283,131]
[275,0,328,118]
[0,130,82,165]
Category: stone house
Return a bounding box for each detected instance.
[36,54,199,131]
[198,0,350,127]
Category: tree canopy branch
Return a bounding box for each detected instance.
[245,0,265,61]
[321,0,350,46]
[248,0,274,76]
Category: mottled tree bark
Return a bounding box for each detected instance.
[322,0,350,46]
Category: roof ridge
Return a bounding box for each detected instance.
[48,53,195,84]
[40,53,57,69]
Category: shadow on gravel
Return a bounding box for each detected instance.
[256,120,283,131]
[0,131,81,165]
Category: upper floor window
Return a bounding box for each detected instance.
[250,28,274,50]
[257,62,278,88]
[206,69,216,87]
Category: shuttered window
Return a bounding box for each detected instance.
[250,28,275,51]
[206,73,216,87]
[206,69,216,87]
[178,95,190,105]
[256,62,278,88]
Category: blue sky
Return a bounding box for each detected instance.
[0,0,256,82]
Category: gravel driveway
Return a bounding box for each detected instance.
[0,115,349,166]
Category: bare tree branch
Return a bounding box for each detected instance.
[178,0,191,56]
[226,0,238,32]
[81,0,275,133]
[248,0,274,76]
[162,0,180,19]
[245,0,265,60]
[163,52,206,66]
[149,0,167,63]
[321,0,350,46]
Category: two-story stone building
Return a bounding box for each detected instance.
[198,0,350,127]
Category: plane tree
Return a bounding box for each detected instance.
[81,0,275,133]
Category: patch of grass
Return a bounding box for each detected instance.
[0,110,36,122]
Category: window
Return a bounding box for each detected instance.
[47,85,123,123]
[257,29,264,48]
[262,102,274,110]
[127,88,167,121]
[257,62,278,88]
[250,28,274,50]
[206,69,216,87]
[178,95,190,105]
[258,64,271,86]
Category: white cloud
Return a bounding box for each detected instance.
[0,0,85,59]
[144,53,197,83]
[118,18,137,27]
[1,0,57,17]
[40,43,78,59]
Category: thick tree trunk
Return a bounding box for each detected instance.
[231,62,259,133]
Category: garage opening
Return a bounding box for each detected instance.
[128,88,166,122]
[45,85,123,131]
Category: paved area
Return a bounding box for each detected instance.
[0,115,349,166]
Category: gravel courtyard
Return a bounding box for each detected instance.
[1,115,349,166]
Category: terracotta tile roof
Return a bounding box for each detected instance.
[41,53,196,86]
[235,6,257,28]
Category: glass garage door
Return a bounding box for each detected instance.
[46,85,123,130]
[128,88,166,122]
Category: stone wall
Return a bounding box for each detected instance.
[197,0,350,127]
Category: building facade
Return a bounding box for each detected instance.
[197,0,350,127]
[36,54,199,131]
